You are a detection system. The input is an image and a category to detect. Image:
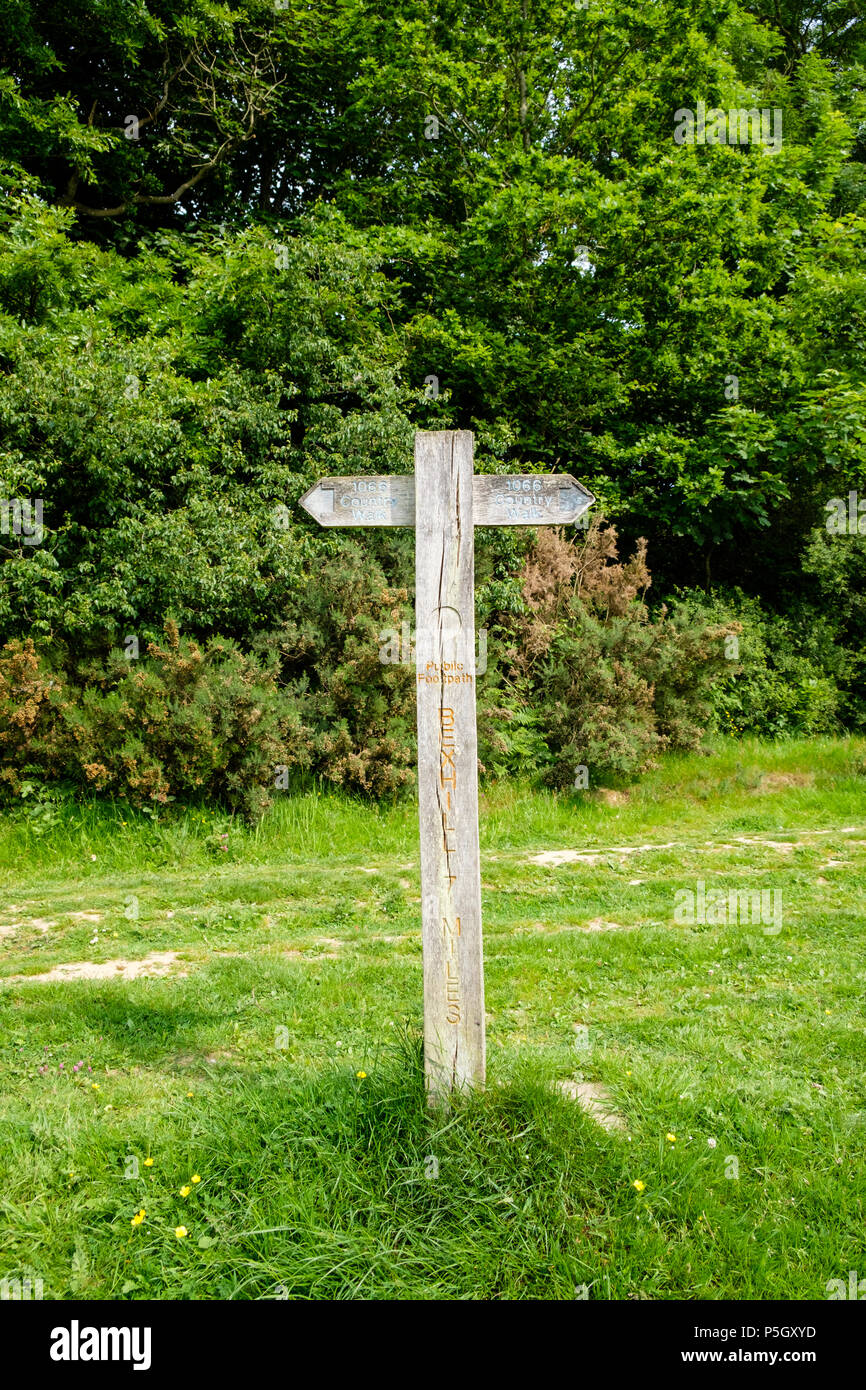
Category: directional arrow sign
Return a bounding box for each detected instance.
[299,473,594,527]
[298,435,595,1104]
[300,476,414,526]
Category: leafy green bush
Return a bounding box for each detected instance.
[801,526,866,729]
[670,588,843,738]
[0,200,415,654]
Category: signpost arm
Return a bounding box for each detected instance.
[298,434,594,1101]
[414,430,486,1103]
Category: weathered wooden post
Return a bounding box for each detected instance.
[300,430,594,1103]
[414,431,484,1100]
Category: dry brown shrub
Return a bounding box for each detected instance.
[516,516,651,670]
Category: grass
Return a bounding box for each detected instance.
[0,735,864,1300]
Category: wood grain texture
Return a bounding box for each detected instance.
[414,430,486,1103]
[298,475,414,526]
[299,474,595,528]
[472,473,594,526]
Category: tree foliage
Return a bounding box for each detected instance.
[0,0,864,803]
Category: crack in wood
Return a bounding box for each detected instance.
[300,429,594,1102]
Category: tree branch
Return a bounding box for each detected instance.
[62,37,283,219]
[69,133,250,217]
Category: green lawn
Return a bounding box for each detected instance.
[1,736,864,1299]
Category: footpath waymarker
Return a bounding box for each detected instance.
[300,431,594,1102]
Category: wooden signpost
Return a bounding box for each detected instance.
[300,431,594,1103]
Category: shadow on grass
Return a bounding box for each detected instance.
[0,987,223,1064]
[107,1031,635,1301]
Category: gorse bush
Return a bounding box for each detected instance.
[0,550,418,812]
[253,544,416,799]
[4,509,855,813]
[0,522,743,811]
[478,520,739,788]
[0,626,289,818]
